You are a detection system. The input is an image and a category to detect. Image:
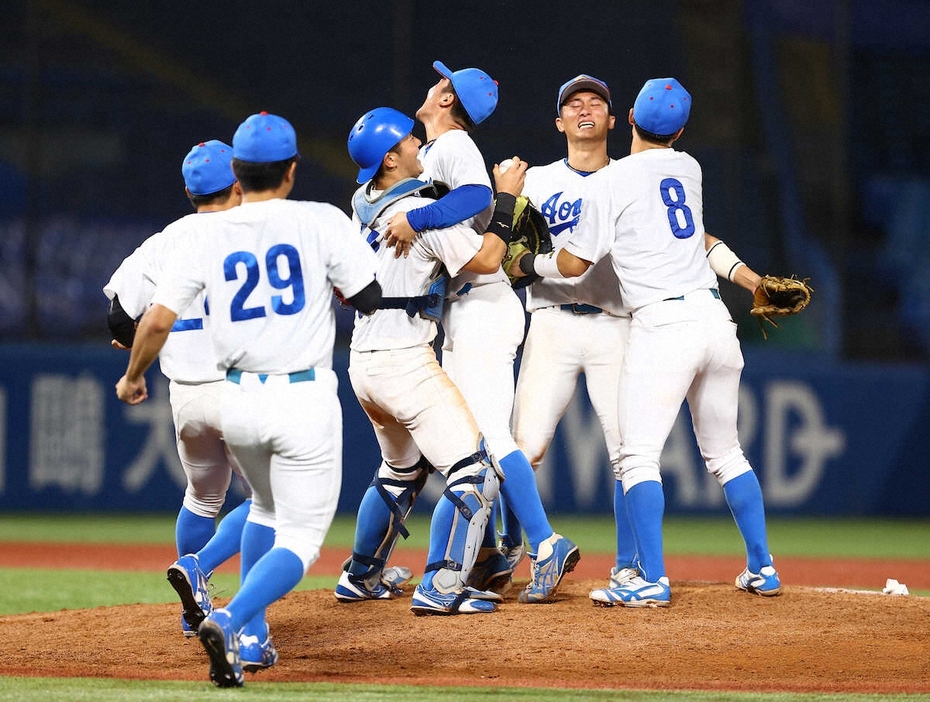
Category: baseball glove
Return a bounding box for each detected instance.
[502,196,553,290]
[750,274,814,338]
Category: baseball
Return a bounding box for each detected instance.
[498,158,515,174]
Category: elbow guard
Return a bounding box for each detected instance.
[107,295,137,348]
[347,279,382,316]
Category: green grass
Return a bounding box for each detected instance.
[2,513,929,559]
[0,678,926,702]
[1,514,928,700]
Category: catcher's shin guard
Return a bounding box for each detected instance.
[427,448,502,593]
[345,457,431,587]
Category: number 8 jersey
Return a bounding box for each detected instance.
[565,148,717,311]
[152,198,378,374]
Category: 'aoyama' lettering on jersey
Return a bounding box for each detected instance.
[522,159,627,316]
[350,186,481,352]
[565,149,716,311]
[103,212,223,384]
[152,198,378,374]
[419,130,507,292]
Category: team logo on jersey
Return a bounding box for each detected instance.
[539,191,582,236]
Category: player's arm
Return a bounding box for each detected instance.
[705,233,762,293]
[385,184,491,244]
[461,160,529,273]
[115,303,177,404]
[345,279,383,316]
[511,248,592,280]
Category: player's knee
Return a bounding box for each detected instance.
[706,449,751,485]
[182,491,226,518]
[619,462,662,491]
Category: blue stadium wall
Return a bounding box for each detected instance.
[0,342,926,517]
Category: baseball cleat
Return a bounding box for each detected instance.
[735,565,782,596]
[410,585,499,615]
[518,533,580,603]
[167,554,213,635]
[499,536,527,571]
[198,609,244,688]
[467,548,514,594]
[239,633,279,673]
[334,570,401,602]
[589,576,671,607]
[608,565,640,588]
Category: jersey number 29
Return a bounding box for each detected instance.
[224,244,306,321]
[660,178,695,239]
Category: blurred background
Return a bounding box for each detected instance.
[1,0,928,517]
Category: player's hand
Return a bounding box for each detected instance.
[116,375,148,404]
[384,212,415,258]
[111,339,130,351]
[493,156,527,197]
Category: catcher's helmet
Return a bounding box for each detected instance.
[347,107,415,184]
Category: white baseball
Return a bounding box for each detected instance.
[498,158,515,174]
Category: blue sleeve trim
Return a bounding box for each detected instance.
[405,184,492,232]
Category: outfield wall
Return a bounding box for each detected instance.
[0,344,927,517]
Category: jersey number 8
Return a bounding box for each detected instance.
[224,244,306,321]
[660,178,695,239]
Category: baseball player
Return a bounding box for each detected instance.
[503,75,639,588]
[115,112,381,686]
[338,106,527,614]
[512,78,780,607]
[103,140,253,637]
[384,61,580,603]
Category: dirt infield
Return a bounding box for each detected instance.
[1,543,929,694]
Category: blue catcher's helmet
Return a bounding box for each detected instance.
[347,107,415,184]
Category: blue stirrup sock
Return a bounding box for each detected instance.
[498,495,523,550]
[226,547,304,633]
[347,484,394,576]
[613,480,638,571]
[625,480,666,583]
[197,499,251,574]
[498,450,553,552]
[722,471,772,573]
[175,506,216,558]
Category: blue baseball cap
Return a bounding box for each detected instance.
[232,111,299,163]
[433,61,498,125]
[633,78,692,137]
[557,74,612,115]
[348,107,416,184]
[181,140,236,196]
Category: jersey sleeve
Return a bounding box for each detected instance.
[563,167,615,265]
[417,223,483,277]
[102,235,160,319]
[321,203,379,299]
[150,227,206,317]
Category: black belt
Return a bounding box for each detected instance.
[663,289,720,302]
[560,303,603,315]
[226,368,316,384]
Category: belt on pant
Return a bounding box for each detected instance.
[663,289,720,302]
[226,368,316,384]
[559,303,603,315]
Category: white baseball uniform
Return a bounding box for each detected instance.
[419,130,525,459]
[349,184,487,474]
[514,159,630,471]
[104,214,239,520]
[152,198,378,570]
[565,148,749,493]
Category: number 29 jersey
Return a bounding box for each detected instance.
[152,198,378,375]
[565,148,717,312]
